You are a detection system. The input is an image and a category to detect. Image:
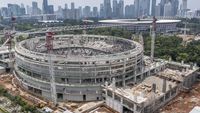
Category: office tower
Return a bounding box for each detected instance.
[64,4,68,10]
[93,7,98,17]
[48,5,54,14]
[160,0,167,16]
[155,4,161,16]
[182,0,187,10]
[71,2,75,19]
[125,5,131,18]
[100,4,104,18]
[26,5,32,15]
[171,0,179,16]
[1,7,8,17]
[164,2,172,17]
[118,0,124,18]
[134,0,140,17]
[141,0,150,16]
[136,0,150,17]
[8,4,21,16]
[83,6,91,17]
[112,0,118,17]
[56,6,64,19]
[151,0,156,16]
[104,0,112,18]
[71,2,75,10]
[75,8,81,20]
[20,4,26,15]
[32,2,38,15]
[42,0,48,14]
[78,6,82,18]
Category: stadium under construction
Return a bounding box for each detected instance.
[0,19,199,113]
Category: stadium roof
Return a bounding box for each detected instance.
[99,19,181,24]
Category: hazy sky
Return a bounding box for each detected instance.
[0,0,199,11]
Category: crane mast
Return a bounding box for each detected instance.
[151,17,157,62]
[46,31,57,105]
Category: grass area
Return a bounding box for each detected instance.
[0,107,9,113]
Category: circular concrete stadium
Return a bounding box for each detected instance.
[14,34,143,102]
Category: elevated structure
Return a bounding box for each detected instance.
[14,34,143,102]
[99,19,181,33]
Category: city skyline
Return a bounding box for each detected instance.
[0,0,199,11]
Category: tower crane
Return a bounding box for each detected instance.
[45,30,57,105]
[1,16,16,60]
[151,16,157,62]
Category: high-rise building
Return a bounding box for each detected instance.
[100,4,104,18]
[134,0,140,17]
[42,0,48,14]
[26,5,32,15]
[125,4,135,18]
[48,5,54,14]
[182,0,187,10]
[164,2,172,17]
[71,2,75,10]
[151,0,156,16]
[155,4,161,16]
[32,1,39,15]
[93,7,98,17]
[65,4,68,10]
[56,6,64,19]
[160,0,167,16]
[112,0,118,18]
[70,2,75,19]
[118,0,124,18]
[0,7,8,17]
[83,6,91,17]
[104,0,112,18]
[8,4,22,16]
[171,0,179,16]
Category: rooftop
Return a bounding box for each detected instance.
[106,76,177,105]
[99,19,181,24]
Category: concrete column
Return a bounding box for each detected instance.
[123,59,126,86]
[94,67,97,84]
[134,56,138,83]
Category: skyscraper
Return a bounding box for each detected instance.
[48,5,54,14]
[160,0,167,16]
[32,2,38,15]
[118,0,124,18]
[171,0,179,16]
[155,4,161,16]
[134,0,140,17]
[164,2,172,17]
[100,4,104,18]
[104,0,112,18]
[182,0,187,10]
[112,0,118,18]
[151,0,156,16]
[93,7,98,17]
[42,0,48,14]
[83,6,91,17]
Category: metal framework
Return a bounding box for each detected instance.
[45,31,57,105]
[151,17,157,62]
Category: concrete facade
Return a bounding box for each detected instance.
[14,34,144,102]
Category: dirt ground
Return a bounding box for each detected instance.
[160,82,200,113]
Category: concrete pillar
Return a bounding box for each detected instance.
[123,59,126,86]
